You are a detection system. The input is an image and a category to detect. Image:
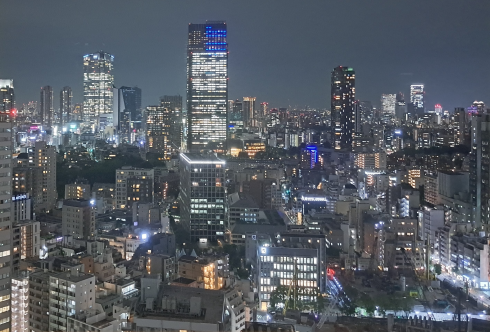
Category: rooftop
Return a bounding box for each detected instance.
[139,286,225,324]
[228,192,259,209]
[231,223,287,235]
[172,277,197,285]
[49,271,95,283]
[180,153,225,165]
[63,199,91,207]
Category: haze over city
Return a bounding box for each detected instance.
[1,0,490,110]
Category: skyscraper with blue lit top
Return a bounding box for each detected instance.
[187,21,228,152]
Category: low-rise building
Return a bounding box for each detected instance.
[65,182,91,200]
[132,286,246,332]
[178,254,229,290]
[143,254,176,282]
[94,248,115,282]
[227,192,259,228]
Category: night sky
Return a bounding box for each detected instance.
[1,0,489,111]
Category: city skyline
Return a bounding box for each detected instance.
[1,0,489,111]
[4,1,490,327]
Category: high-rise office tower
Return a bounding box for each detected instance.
[469,113,490,231]
[353,101,362,134]
[60,86,72,125]
[434,104,443,116]
[395,92,406,121]
[120,86,142,121]
[83,51,114,131]
[40,85,53,127]
[455,107,468,146]
[359,101,373,123]
[229,99,243,131]
[34,141,57,212]
[179,153,226,242]
[260,102,268,117]
[187,21,228,152]
[0,79,14,113]
[331,66,355,150]
[72,103,82,121]
[381,94,396,115]
[410,84,424,114]
[243,97,256,127]
[0,116,11,332]
[112,87,127,141]
[227,99,243,134]
[145,106,171,158]
[472,101,485,114]
[160,95,183,149]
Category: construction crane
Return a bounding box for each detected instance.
[283,259,297,315]
[317,293,339,329]
[400,247,433,318]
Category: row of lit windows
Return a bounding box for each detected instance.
[260,256,317,264]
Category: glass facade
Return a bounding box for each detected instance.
[257,247,320,308]
[410,84,424,113]
[0,80,14,114]
[145,106,171,159]
[160,95,183,149]
[40,86,53,127]
[187,22,228,152]
[120,86,142,121]
[60,86,72,125]
[83,52,114,131]
[179,153,226,241]
[331,66,355,150]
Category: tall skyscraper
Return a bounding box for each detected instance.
[469,113,490,230]
[0,115,11,332]
[34,141,57,212]
[331,66,355,150]
[120,86,142,121]
[353,101,361,134]
[83,51,114,131]
[472,101,485,114]
[60,86,72,125]
[0,79,14,113]
[179,153,226,242]
[40,86,53,127]
[434,103,443,116]
[359,101,373,123]
[381,94,396,115]
[410,84,424,114]
[160,95,183,149]
[145,106,171,158]
[455,107,467,146]
[260,102,268,117]
[187,21,228,152]
[243,97,256,127]
[395,92,406,121]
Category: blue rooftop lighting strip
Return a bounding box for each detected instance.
[205,25,227,51]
